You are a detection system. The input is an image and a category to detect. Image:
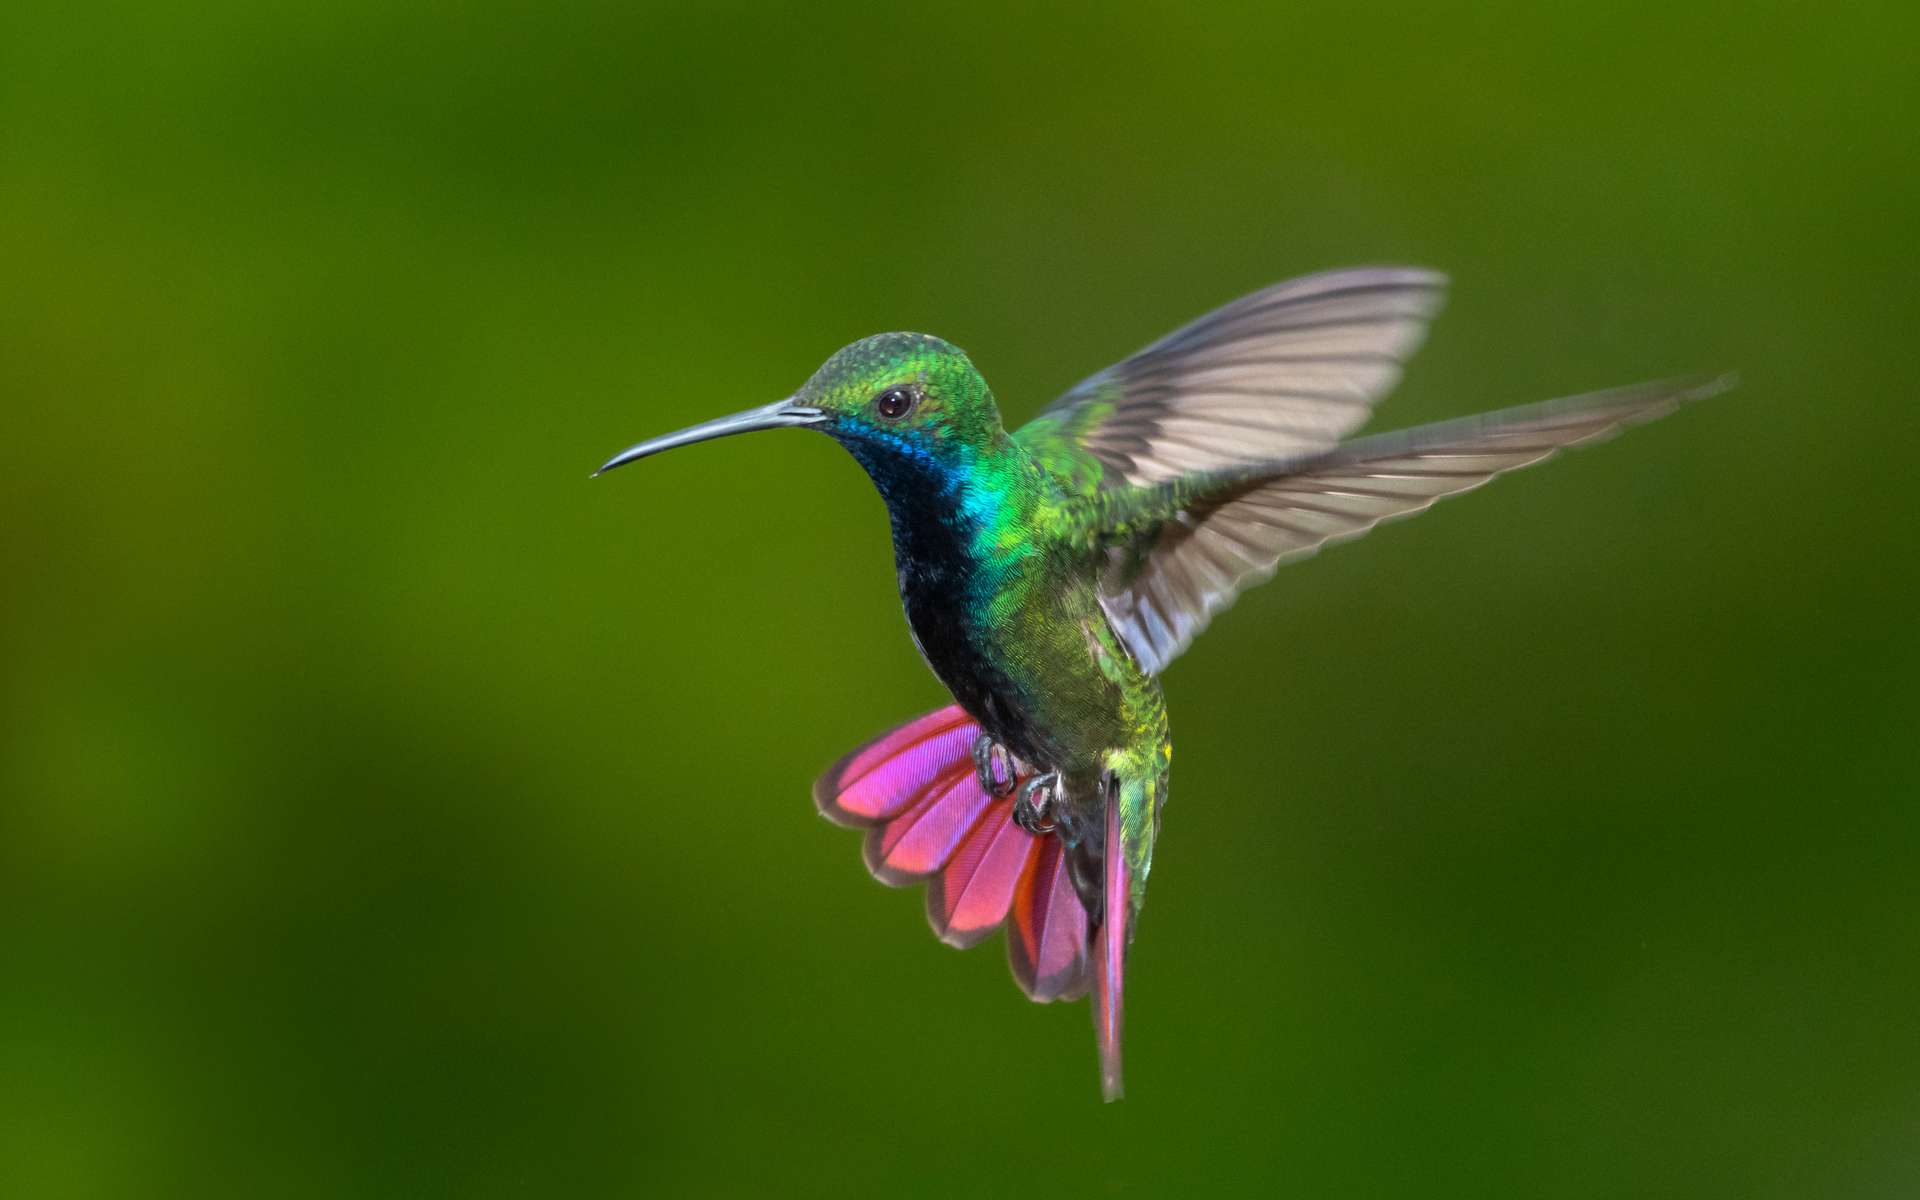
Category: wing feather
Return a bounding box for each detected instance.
[1100,375,1734,674]
[1016,267,1448,487]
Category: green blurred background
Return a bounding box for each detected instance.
[4,1,1916,1195]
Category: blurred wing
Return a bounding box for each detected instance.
[1015,267,1447,487]
[1102,375,1733,674]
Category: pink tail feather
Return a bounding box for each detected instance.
[926,798,1032,949]
[1093,792,1129,1102]
[814,706,1090,1003]
[1007,833,1090,1002]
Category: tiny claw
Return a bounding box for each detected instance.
[1013,772,1060,834]
[972,734,1018,798]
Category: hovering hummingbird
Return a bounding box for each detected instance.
[595,268,1727,1101]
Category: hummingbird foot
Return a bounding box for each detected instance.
[972,734,1019,798]
[1013,772,1060,835]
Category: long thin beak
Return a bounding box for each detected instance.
[592,398,826,476]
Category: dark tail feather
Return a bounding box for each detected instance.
[1092,791,1129,1102]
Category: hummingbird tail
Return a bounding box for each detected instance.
[1093,788,1129,1102]
[815,705,1090,1001]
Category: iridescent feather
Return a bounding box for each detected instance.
[602,265,1728,1102]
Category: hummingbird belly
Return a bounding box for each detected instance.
[899,567,1145,782]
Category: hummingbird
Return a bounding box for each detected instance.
[594,267,1728,1101]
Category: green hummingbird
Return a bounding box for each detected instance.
[595,267,1728,1101]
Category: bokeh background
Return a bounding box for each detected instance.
[4,2,1916,1196]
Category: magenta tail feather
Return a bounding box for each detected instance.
[1007,836,1091,1002]
[815,706,1091,1004]
[1093,792,1129,1102]
[862,765,993,884]
[814,706,979,827]
[927,799,1032,948]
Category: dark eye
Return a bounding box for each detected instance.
[874,386,916,420]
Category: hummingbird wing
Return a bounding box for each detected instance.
[1014,267,1447,491]
[1095,375,1733,674]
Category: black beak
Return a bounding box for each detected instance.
[593,398,826,477]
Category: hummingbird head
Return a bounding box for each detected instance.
[593,332,1006,477]
[794,332,1006,458]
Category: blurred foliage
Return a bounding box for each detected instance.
[2,1,1916,1196]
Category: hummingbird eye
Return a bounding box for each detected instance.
[874,386,917,421]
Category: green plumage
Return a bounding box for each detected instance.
[597,267,1730,1100]
[796,333,1170,919]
